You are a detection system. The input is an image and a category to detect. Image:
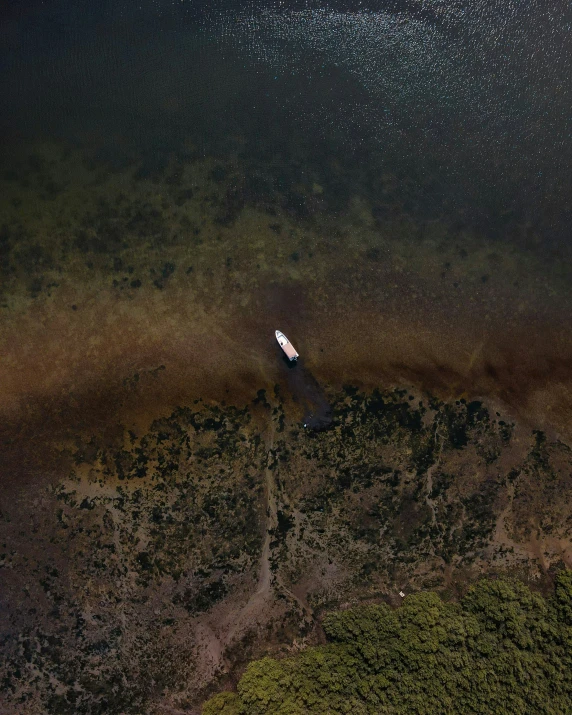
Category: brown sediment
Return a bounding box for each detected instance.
[1,243,571,455]
[0,143,570,460]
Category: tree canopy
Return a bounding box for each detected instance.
[203,572,572,714]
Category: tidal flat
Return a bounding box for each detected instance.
[1,141,572,713]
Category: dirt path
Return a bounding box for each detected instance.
[425,419,443,525]
[258,423,276,597]
[190,420,279,682]
[222,424,277,647]
[198,412,312,677]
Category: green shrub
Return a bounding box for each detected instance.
[203,573,572,714]
[202,690,241,714]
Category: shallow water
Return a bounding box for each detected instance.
[0,2,571,447]
[0,2,570,448]
[2,2,571,438]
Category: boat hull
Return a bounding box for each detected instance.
[275,330,299,361]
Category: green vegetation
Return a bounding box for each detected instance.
[5,385,572,714]
[203,573,572,714]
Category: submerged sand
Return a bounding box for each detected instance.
[1,142,571,441]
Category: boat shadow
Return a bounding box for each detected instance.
[280,355,333,431]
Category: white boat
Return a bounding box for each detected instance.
[275,330,299,361]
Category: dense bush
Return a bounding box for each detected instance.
[203,573,572,714]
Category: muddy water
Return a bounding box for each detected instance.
[1,188,570,463]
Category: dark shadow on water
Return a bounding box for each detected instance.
[280,356,333,431]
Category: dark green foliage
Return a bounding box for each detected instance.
[202,691,241,714]
[204,574,572,714]
[555,570,572,625]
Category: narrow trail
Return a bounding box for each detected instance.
[215,422,277,651]
[193,409,313,690]
[425,419,443,525]
[263,412,313,622]
[257,422,276,597]
[221,410,312,641]
[232,411,312,623]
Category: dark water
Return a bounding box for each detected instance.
[2,0,572,248]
